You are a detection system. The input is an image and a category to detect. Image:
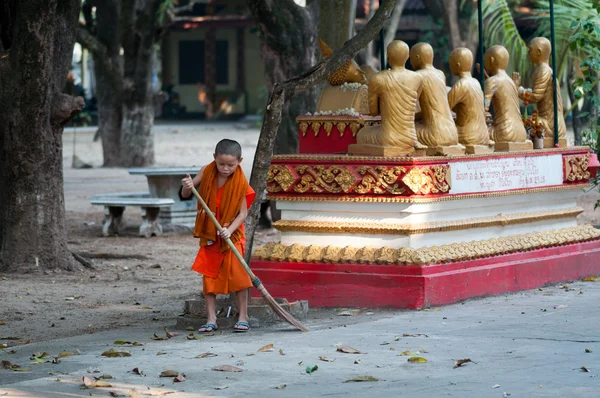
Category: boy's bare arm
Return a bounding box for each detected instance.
[218,197,248,240]
[181,166,205,198]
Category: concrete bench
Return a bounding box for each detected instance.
[90,192,175,238]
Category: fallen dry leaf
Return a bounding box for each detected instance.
[354,359,360,364]
[403,333,428,338]
[114,340,131,345]
[58,352,72,358]
[156,351,168,356]
[214,386,228,390]
[186,326,194,331]
[186,333,201,340]
[258,344,274,352]
[319,356,335,362]
[582,276,598,282]
[213,365,243,372]
[344,376,379,383]
[453,358,473,368]
[101,348,131,358]
[274,385,287,390]
[398,350,420,356]
[129,389,142,398]
[31,352,50,359]
[131,368,145,376]
[160,369,179,377]
[554,304,568,309]
[279,348,285,356]
[1,360,30,372]
[337,346,361,354]
[235,360,245,366]
[173,373,186,382]
[164,327,180,339]
[0,337,23,340]
[585,349,592,353]
[0,322,4,325]
[94,380,113,388]
[407,357,428,363]
[82,376,112,389]
[196,352,218,358]
[492,384,501,389]
[83,376,94,388]
[581,366,590,373]
[151,333,168,341]
[96,374,113,380]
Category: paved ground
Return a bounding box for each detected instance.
[1,279,599,397]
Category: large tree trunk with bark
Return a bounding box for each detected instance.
[319,0,356,50]
[119,0,162,167]
[244,0,398,261]
[0,0,84,272]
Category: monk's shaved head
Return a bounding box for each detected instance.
[215,139,242,159]
[387,40,410,68]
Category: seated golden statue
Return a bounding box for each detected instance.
[513,37,567,148]
[447,48,494,154]
[484,45,532,151]
[315,40,369,114]
[348,40,425,157]
[410,43,463,155]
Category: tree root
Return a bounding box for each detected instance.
[71,252,96,270]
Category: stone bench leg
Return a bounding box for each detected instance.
[103,206,125,237]
[140,207,163,238]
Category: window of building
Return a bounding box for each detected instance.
[178,40,229,85]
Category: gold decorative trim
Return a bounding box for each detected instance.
[267,165,296,193]
[296,116,381,139]
[564,154,590,182]
[336,122,347,137]
[272,146,591,163]
[252,225,600,266]
[312,121,322,137]
[272,207,584,235]
[267,183,589,203]
[299,122,309,136]
[401,165,451,194]
[294,165,357,193]
[323,121,333,136]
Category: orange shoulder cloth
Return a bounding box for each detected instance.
[193,162,250,252]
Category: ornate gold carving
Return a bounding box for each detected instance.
[349,122,361,137]
[294,165,357,194]
[267,183,589,203]
[272,207,583,235]
[355,166,406,194]
[323,122,333,137]
[336,122,347,137]
[564,154,590,182]
[273,147,590,163]
[252,225,600,266]
[298,122,309,137]
[266,166,296,193]
[311,122,322,137]
[402,165,451,195]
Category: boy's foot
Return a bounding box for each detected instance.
[198,323,218,333]
[233,321,249,333]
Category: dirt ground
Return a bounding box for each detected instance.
[1,122,600,348]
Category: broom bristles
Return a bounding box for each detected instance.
[256,284,310,332]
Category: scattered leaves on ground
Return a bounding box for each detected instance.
[1,360,30,371]
[354,359,360,364]
[453,358,473,368]
[186,333,201,340]
[213,365,243,372]
[151,333,169,341]
[581,366,590,372]
[114,340,144,346]
[403,334,428,338]
[582,276,598,282]
[398,350,420,356]
[492,384,501,389]
[196,352,218,358]
[344,376,379,383]
[319,356,335,362]
[173,373,186,382]
[0,322,4,326]
[273,385,287,390]
[101,348,131,358]
[407,357,428,363]
[82,376,112,389]
[586,349,592,353]
[258,344,274,352]
[131,368,145,376]
[306,365,318,374]
[156,351,168,356]
[164,327,180,339]
[214,386,228,390]
[160,369,179,377]
[337,346,361,354]
[279,349,285,356]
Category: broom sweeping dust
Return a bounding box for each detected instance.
[190,186,309,332]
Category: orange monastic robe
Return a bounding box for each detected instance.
[191,164,255,295]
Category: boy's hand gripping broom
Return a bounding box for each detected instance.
[190,187,309,332]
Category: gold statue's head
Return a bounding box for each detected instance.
[409,42,434,70]
[387,40,410,68]
[449,47,473,76]
[484,45,509,76]
[528,37,551,64]
[319,39,366,86]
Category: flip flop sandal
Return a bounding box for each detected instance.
[198,323,218,333]
[233,321,249,333]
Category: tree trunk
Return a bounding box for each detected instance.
[383,0,407,47]
[95,57,124,166]
[319,0,356,50]
[244,0,398,261]
[119,0,161,167]
[0,0,84,272]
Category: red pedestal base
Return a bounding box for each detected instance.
[251,240,600,309]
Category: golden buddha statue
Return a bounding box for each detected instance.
[484,45,532,151]
[512,37,567,148]
[410,43,464,156]
[447,48,494,154]
[348,40,426,156]
[315,40,369,114]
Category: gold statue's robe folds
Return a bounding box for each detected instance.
[485,73,527,143]
[357,71,419,150]
[526,63,567,141]
[448,77,490,146]
[415,69,458,147]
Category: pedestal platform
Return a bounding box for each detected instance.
[253,147,600,308]
[297,115,380,154]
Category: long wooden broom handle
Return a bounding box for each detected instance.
[190,186,259,283]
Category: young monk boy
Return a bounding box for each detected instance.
[180,139,255,333]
